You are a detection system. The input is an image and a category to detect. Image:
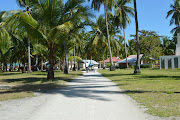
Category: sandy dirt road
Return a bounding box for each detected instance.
[0,71,161,120]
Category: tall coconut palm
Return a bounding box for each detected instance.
[16,0,33,73]
[6,0,91,80]
[91,15,108,68]
[89,0,116,71]
[63,0,92,74]
[167,0,180,34]
[115,0,134,68]
[6,0,89,80]
[133,0,141,73]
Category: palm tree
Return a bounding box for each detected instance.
[16,0,33,73]
[161,36,175,55]
[90,0,116,71]
[0,11,14,72]
[91,15,108,68]
[0,28,13,72]
[6,0,91,80]
[63,0,92,74]
[6,0,85,80]
[133,0,141,73]
[115,0,134,68]
[32,43,48,71]
[167,0,180,34]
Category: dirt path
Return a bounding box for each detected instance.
[0,71,161,120]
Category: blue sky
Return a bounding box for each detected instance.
[0,0,175,41]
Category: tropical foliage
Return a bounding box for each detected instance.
[0,0,177,80]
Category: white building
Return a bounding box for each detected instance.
[79,60,99,69]
[160,33,180,69]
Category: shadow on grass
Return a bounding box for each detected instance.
[0,72,23,76]
[2,77,47,83]
[0,73,179,102]
[137,75,180,80]
[101,73,136,77]
[101,73,180,81]
[1,76,76,83]
[0,83,64,94]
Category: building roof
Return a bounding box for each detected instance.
[99,57,122,62]
[80,60,99,65]
[117,54,144,64]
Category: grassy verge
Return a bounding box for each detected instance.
[99,68,180,117]
[0,70,82,101]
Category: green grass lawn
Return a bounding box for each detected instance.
[99,68,180,117]
[0,70,82,101]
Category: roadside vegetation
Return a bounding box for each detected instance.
[0,0,179,117]
[99,68,180,117]
[0,70,82,101]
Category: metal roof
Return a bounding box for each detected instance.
[117,54,143,64]
[80,60,99,65]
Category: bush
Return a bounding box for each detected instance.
[140,64,152,68]
[129,65,135,69]
[119,66,126,69]
[107,63,111,68]
[115,66,119,69]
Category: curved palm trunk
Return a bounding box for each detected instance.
[123,28,129,68]
[104,3,115,71]
[64,40,69,74]
[134,0,141,73]
[28,38,32,73]
[47,45,54,81]
[73,38,76,71]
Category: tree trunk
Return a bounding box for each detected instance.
[134,0,141,73]
[123,28,129,68]
[78,61,80,70]
[64,40,69,74]
[60,60,63,71]
[0,62,2,72]
[34,55,39,71]
[28,38,32,73]
[71,59,73,70]
[104,3,115,71]
[18,62,20,71]
[102,49,105,69]
[35,40,39,71]
[73,38,76,71]
[47,46,54,81]
[41,57,43,71]
[3,61,7,72]
[22,51,26,73]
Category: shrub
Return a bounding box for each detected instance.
[119,66,126,69]
[140,64,152,68]
[115,66,119,69]
[107,63,111,68]
[129,65,135,69]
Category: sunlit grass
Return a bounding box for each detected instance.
[0,70,82,101]
[99,68,180,117]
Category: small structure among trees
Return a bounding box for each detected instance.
[117,54,143,67]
